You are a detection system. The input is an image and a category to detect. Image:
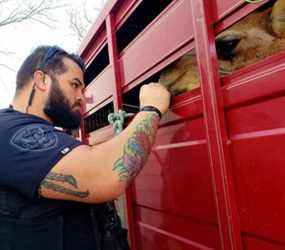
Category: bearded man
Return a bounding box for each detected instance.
[0,45,170,250]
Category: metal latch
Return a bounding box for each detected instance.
[108,110,134,134]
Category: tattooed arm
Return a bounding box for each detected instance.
[112,112,159,183]
[39,83,170,203]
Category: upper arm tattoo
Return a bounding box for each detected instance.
[112,113,159,183]
[39,172,89,199]
[43,172,78,188]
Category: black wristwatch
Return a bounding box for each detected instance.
[140,106,162,119]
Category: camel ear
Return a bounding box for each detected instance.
[271,0,285,37]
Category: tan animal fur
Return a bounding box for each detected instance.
[159,0,285,95]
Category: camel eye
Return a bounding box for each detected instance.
[216,37,241,60]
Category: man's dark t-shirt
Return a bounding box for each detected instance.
[0,107,99,250]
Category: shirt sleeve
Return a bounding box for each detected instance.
[1,123,83,200]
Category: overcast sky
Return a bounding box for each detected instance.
[0,0,105,108]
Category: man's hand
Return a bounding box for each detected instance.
[139,83,171,115]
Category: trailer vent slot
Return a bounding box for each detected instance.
[85,44,109,86]
[116,0,173,53]
[84,102,114,133]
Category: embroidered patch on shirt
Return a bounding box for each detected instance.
[10,124,58,151]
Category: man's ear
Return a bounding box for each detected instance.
[33,70,49,91]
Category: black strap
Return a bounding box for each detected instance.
[25,85,36,113]
[140,105,162,119]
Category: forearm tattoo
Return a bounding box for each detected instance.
[39,172,89,198]
[112,113,159,183]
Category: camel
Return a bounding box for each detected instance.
[159,0,285,95]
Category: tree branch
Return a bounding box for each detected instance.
[67,0,106,42]
[0,0,64,28]
[0,63,16,72]
[0,50,14,56]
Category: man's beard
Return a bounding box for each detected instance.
[43,76,82,130]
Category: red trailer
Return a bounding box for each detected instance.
[77,0,285,249]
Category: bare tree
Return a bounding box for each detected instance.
[68,0,106,43]
[0,0,63,29]
[0,0,64,74]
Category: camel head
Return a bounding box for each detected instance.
[160,0,285,95]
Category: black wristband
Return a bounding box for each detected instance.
[140,106,162,119]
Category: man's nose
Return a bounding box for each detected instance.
[77,92,86,104]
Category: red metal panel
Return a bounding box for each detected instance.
[191,0,242,249]
[213,0,267,22]
[215,0,270,34]
[113,0,143,29]
[106,11,139,250]
[135,144,214,219]
[132,116,221,249]
[79,0,143,58]
[119,0,194,87]
[81,29,107,67]
[223,52,285,109]
[170,90,202,119]
[79,0,285,249]
[214,0,245,20]
[85,97,113,118]
[79,0,263,61]
[227,94,285,245]
[84,65,114,113]
[135,207,219,250]
[243,236,285,250]
[78,0,118,55]
[215,13,285,248]
[106,13,122,111]
[136,221,215,250]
